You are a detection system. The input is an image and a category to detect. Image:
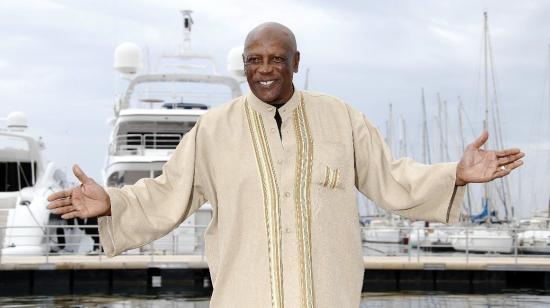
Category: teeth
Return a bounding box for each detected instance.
[260,80,274,86]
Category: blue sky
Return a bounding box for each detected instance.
[1,0,549,218]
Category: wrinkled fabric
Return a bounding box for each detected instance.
[99,90,464,308]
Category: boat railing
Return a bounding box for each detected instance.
[111,133,183,155]
[2,225,550,266]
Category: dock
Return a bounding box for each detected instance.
[2,254,550,296]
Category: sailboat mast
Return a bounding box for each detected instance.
[483,11,490,209]
[421,88,432,164]
[437,93,445,162]
[548,42,550,216]
[399,115,408,157]
[388,103,394,155]
[458,97,473,218]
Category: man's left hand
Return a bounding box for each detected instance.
[455,131,524,186]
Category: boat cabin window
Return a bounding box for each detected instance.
[0,161,37,192]
[0,136,38,192]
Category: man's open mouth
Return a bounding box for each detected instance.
[258,80,276,87]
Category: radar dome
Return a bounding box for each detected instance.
[227,46,245,77]
[7,111,28,131]
[114,42,142,75]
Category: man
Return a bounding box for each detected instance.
[48,23,524,307]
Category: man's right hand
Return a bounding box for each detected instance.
[47,164,111,219]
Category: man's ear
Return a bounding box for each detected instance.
[293,51,300,73]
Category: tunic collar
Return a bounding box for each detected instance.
[246,88,301,118]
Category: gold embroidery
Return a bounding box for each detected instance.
[293,95,315,308]
[245,101,284,308]
[330,168,340,189]
[323,166,330,187]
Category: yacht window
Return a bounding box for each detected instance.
[0,162,36,192]
[127,132,184,149]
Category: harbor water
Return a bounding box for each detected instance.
[1,293,550,307]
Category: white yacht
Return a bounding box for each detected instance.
[362,218,408,244]
[448,226,514,254]
[104,11,243,254]
[409,222,454,251]
[0,112,92,255]
[517,214,550,254]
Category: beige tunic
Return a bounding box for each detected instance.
[99,90,465,308]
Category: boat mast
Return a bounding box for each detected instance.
[458,97,473,218]
[386,103,395,157]
[437,93,445,162]
[548,42,550,216]
[482,12,491,221]
[399,115,408,158]
[421,88,432,164]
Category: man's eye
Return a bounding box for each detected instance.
[247,58,261,64]
[273,57,285,63]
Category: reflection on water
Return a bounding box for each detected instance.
[1,293,550,307]
[360,293,550,308]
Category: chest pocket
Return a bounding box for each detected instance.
[313,141,347,190]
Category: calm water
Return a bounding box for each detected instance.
[1,293,550,307]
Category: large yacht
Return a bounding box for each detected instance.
[104,10,243,254]
[0,112,90,255]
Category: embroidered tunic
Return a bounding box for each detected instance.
[98,90,465,308]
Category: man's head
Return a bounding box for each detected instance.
[243,22,300,105]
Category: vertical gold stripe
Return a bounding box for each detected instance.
[245,101,284,308]
[330,168,339,189]
[293,94,315,308]
[323,166,330,187]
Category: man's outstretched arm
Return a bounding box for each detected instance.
[348,104,523,224]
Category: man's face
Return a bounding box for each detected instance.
[243,35,300,105]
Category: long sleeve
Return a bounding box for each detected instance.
[348,105,465,224]
[98,123,206,257]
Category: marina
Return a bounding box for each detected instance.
[3,225,550,296]
[1,4,549,307]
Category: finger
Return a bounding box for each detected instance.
[73,164,92,185]
[496,148,521,158]
[497,152,525,166]
[62,211,81,220]
[47,189,72,202]
[505,159,524,172]
[47,198,72,209]
[493,160,523,179]
[470,130,489,149]
[51,205,76,215]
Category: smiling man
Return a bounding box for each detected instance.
[48,22,524,307]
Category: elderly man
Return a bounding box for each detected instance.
[48,23,524,307]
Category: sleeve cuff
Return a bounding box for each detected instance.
[441,162,466,224]
[445,185,466,224]
[98,188,122,257]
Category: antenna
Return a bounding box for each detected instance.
[181,10,194,53]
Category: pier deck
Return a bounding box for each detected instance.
[2,254,550,271]
[3,254,550,295]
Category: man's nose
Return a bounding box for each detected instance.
[258,62,273,74]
